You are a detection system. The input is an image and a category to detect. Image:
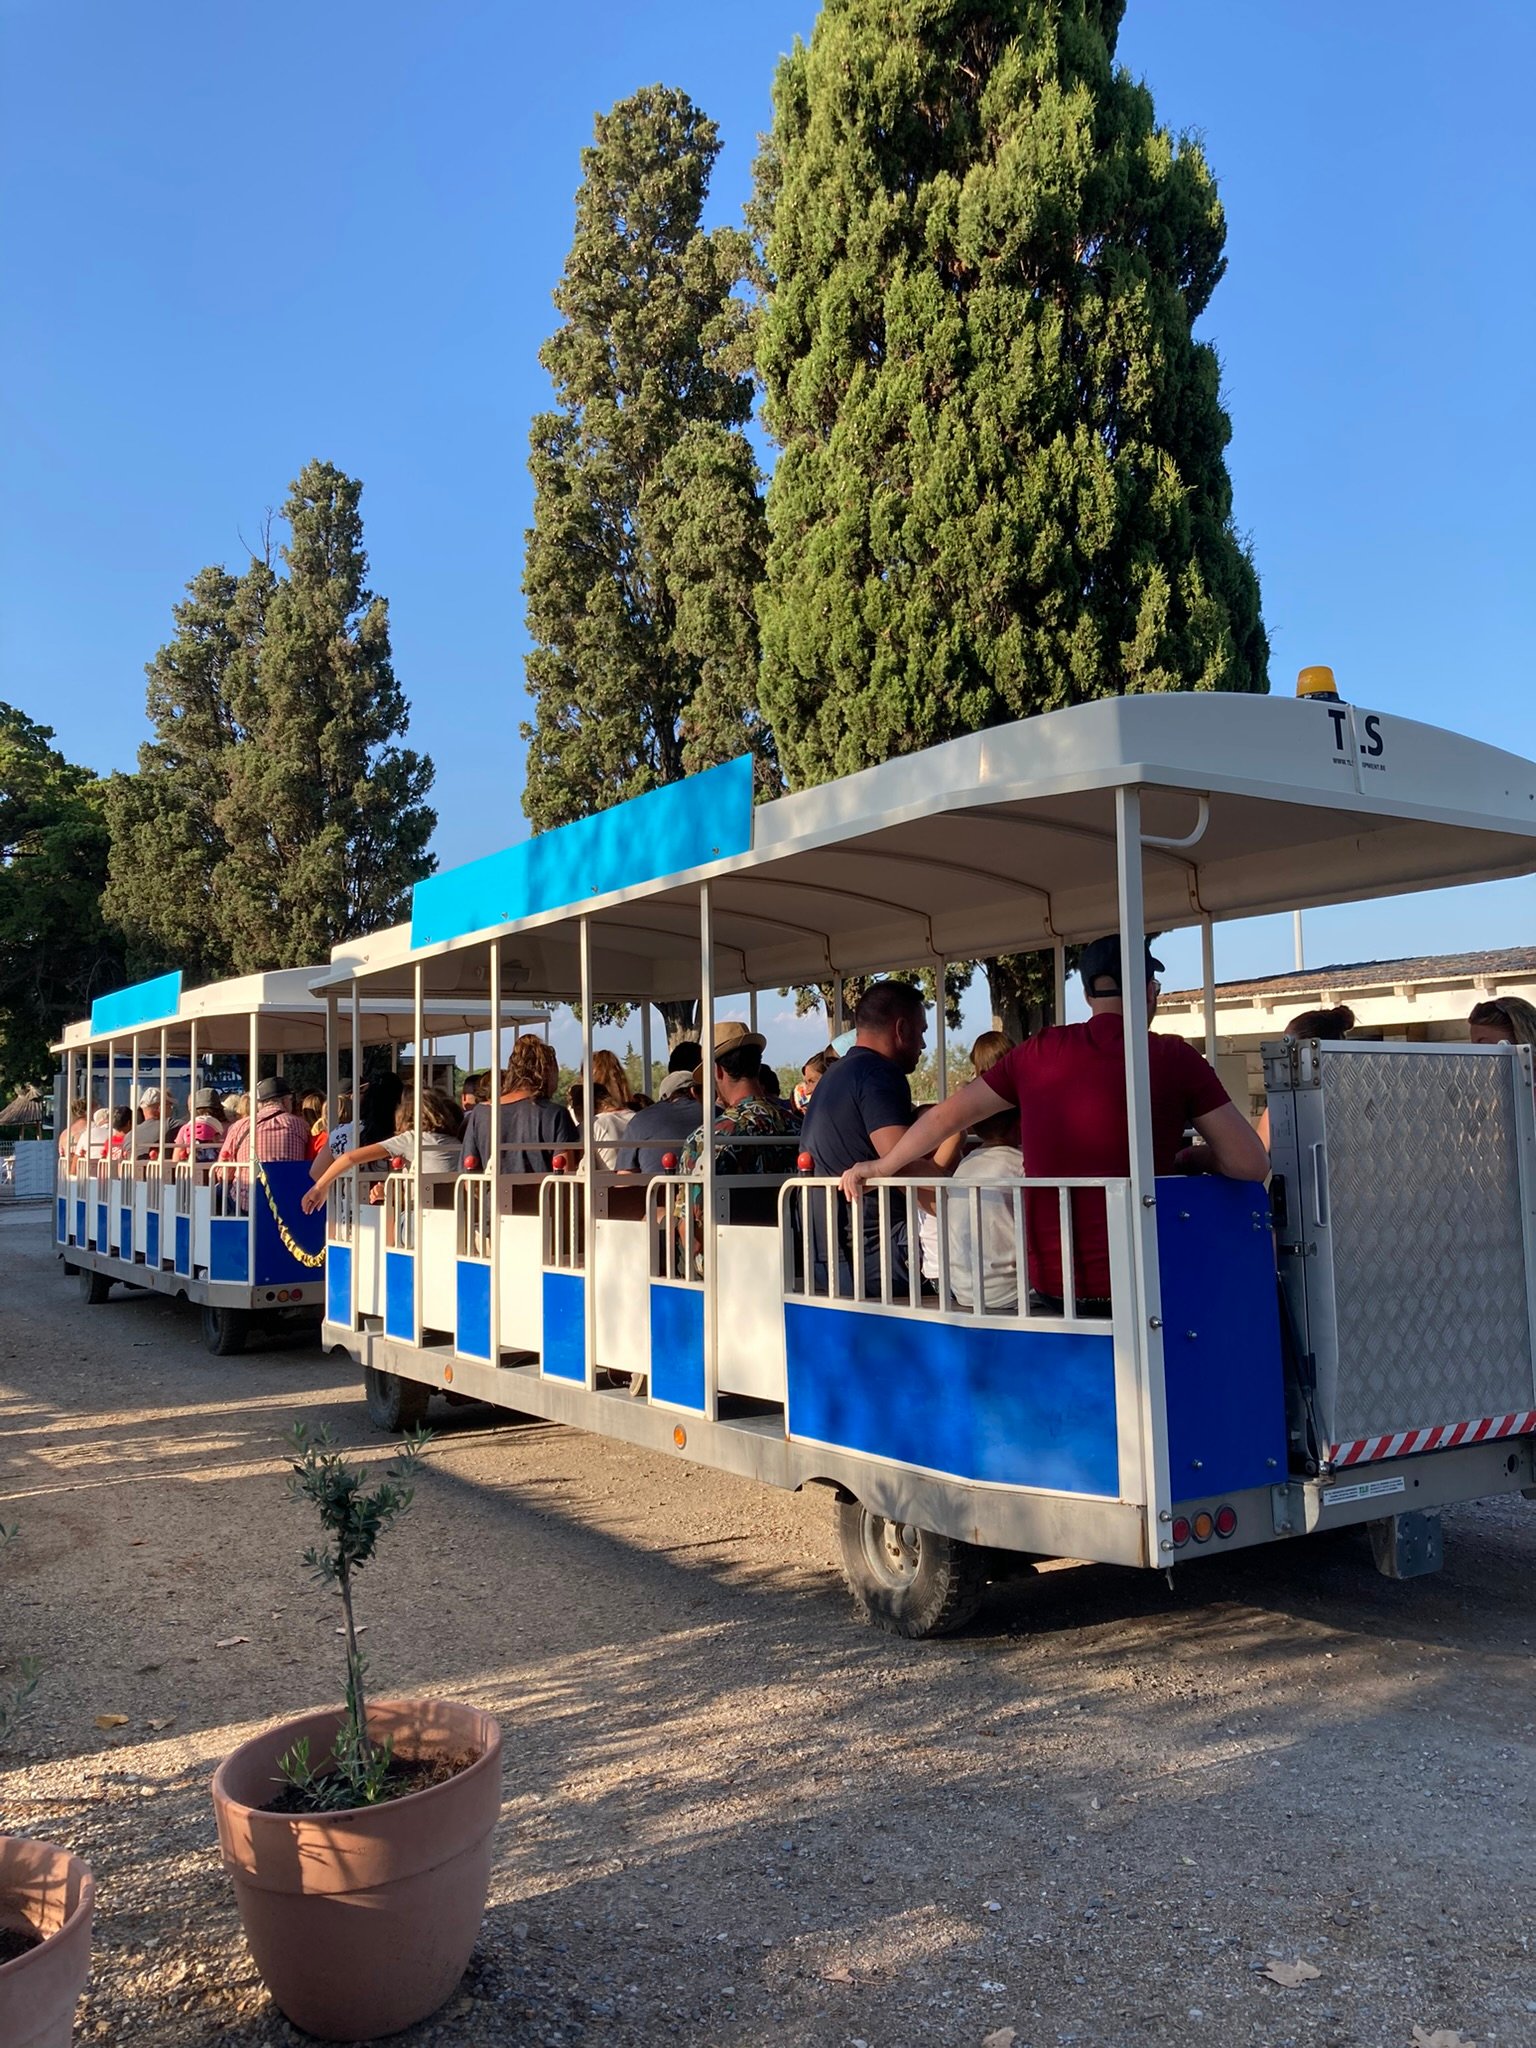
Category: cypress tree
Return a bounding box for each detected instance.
[103,564,252,984]
[753,0,1268,1029]
[522,86,774,1037]
[217,461,435,971]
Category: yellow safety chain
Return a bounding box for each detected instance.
[250,1152,326,1270]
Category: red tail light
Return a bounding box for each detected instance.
[1170,1516,1191,1548]
[1214,1505,1238,1538]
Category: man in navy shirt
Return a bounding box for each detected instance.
[801,980,935,1290]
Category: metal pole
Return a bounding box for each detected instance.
[412,962,424,1343]
[1200,916,1218,1064]
[350,982,362,1327]
[325,995,339,1133]
[934,967,947,1094]
[1115,785,1171,1552]
[1053,941,1067,1029]
[578,918,595,1389]
[748,989,759,1036]
[1293,909,1306,973]
[700,882,717,1420]
[640,1003,652,1098]
[184,1018,196,1274]
[247,1009,259,1288]
[487,941,501,1365]
[833,979,844,1038]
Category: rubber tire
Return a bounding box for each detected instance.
[834,1500,990,1639]
[201,1305,250,1357]
[79,1264,112,1305]
[363,1365,431,1433]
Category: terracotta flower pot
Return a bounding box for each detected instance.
[212,1698,502,2043]
[0,1834,95,2048]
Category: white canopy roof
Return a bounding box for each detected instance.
[319,693,1536,1006]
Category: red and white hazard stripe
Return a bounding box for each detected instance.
[1328,1411,1536,1469]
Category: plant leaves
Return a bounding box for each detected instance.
[93,1713,130,1728]
[1411,2029,1476,2047]
[1263,1959,1321,1987]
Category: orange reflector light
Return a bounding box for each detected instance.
[1170,1516,1191,1548]
[1191,1511,1215,1543]
[1214,1505,1237,1538]
[443,1365,454,1385]
[673,1425,687,1449]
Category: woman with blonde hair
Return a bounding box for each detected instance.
[1468,995,1536,1048]
[590,1049,636,1168]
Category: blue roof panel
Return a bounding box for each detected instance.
[409,755,756,950]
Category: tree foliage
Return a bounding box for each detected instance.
[105,462,436,979]
[752,0,1268,1025]
[522,87,774,1037]
[0,704,122,1089]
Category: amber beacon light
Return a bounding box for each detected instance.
[1296,664,1341,702]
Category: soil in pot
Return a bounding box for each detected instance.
[0,1926,42,1965]
[260,1747,479,1814]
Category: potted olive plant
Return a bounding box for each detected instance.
[0,1523,95,2048]
[211,1426,503,2043]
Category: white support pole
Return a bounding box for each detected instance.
[1053,940,1068,1028]
[412,962,424,1343]
[748,989,759,1036]
[1200,916,1218,1064]
[487,941,501,1363]
[247,1009,260,1289]
[1115,785,1172,1553]
[325,996,339,1130]
[184,1018,196,1269]
[350,983,362,1327]
[833,979,844,1038]
[578,918,596,1389]
[934,967,947,1095]
[1293,909,1306,973]
[700,882,718,1421]
[640,1004,653,1098]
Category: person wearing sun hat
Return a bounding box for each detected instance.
[678,1020,800,1181]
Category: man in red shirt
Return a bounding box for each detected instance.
[840,935,1268,1311]
[218,1075,315,1168]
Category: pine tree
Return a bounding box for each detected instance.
[0,705,121,1088]
[753,0,1268,1028]
[522,86,774,1040]
[217,462,435,970]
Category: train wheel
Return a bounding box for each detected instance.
[363,1366,431,1433]
[834,1501,989,1639]
[78,1265,112,1306]
[201,1306,249,1357]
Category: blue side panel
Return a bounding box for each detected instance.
[649,1285,705,1410]
[120,1208,133,1259]
[90,970,182,1036]
[385,1252,415,1341]
[542,1271,586,1381]
[456,1261,491,1361]
[145,1211,160,1269]
[1157,1176,1288,1499]
[252,1161,327,1285]
[210,1218,249,1284]
[326,1244,353,1326]
[411,755,755,948]
[74,1200,86,1245]
[785,1303,1119,1496]
[57,1198,67,1243]
[96,1202,108,1249]
[174,1214,191,1276]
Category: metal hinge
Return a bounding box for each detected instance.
[1277,1241,1316,1258]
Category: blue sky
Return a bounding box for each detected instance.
[2,1,1532,1065]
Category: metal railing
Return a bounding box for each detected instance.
[328,1172,358,1248]
[209,1162,246,1218]
[647,1173,697,1285]
[540,1172,585,1272]
[780,1174,1132,1330]
[383,1169,415,1252]
[454,1172,493,1262]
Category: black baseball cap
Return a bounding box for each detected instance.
[1079,935,1165,997]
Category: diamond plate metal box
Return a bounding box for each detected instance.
[1269,1043,1536,1449]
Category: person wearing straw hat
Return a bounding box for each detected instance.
[678,1021,800,1181]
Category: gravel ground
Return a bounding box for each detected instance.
[3,1201,1535,2048]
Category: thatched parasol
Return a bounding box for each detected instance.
[0,1087,47,1130]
